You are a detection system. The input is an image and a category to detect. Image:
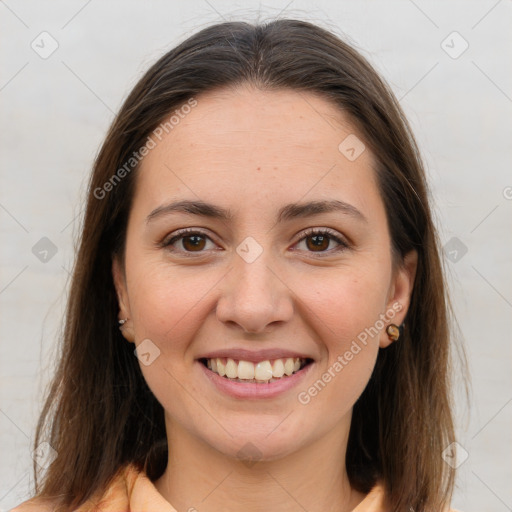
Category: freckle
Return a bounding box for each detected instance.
[257,167,261,171]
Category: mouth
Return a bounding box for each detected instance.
[199,357,313,384]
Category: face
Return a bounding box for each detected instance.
[113,85,417,462]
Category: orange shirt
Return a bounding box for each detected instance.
[12,463,460,511]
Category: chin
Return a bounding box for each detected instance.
[200,419,310,464]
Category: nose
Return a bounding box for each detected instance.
[215,249,294,334]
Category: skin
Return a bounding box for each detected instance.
[113,84,417,512]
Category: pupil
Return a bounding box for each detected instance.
[308,234,328,251]
[184,235,205,251]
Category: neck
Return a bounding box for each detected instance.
[154,417,367,512]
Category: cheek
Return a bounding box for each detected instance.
[293,282,380,415]
[291,266,388,407]
[126,259,219,353]
[296,266,389,347]
[127,263,213,424]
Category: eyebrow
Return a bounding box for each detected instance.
[146,199,368,225]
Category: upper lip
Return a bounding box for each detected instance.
[197,348,314,363]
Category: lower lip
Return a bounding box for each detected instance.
[198,360,314,399]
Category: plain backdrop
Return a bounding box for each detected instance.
[1,1,511,511]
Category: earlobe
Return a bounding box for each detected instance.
[380,249,418,348]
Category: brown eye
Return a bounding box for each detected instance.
[163,229,216,254]
[305,233,330,251]
[181,234,206,251]
[295,228,348,255]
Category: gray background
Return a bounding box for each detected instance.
[1,1,511,511]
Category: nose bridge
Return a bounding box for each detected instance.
[215,238,293,332]
[235,247,276,298]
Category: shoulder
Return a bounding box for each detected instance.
[352,480,462,512]
[10,464,140,512]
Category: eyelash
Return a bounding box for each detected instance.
[161,227,350,257]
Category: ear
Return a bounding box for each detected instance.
[379,249,418,348]
[112,256,135,343]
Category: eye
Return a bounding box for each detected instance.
[162,228,217,254]
[161,227,350,256]
[293,228,349,254]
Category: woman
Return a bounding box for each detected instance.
[13,18,464,512]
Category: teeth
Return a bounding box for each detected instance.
[225,358,238,379]
[255,360,273,381]
[237,360,254,380]
[217,359,226,377]
[284,358,294,376]
[272,359,285,378]
[205,356,307,382]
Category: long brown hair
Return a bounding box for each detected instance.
[30,18,466,511]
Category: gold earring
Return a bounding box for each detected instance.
[386,323,400,341]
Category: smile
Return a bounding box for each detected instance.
[200,357,312,383]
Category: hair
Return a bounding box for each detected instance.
[30,18,466,512]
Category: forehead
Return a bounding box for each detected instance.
[134,85,380,218]
[157,85,362,155]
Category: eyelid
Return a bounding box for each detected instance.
[161,226,350,255]
[292,227,350,253]
[161,227,218,250]
[295,226,346,242]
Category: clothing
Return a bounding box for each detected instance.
[13,463,460,511]
[79,464,386,511]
